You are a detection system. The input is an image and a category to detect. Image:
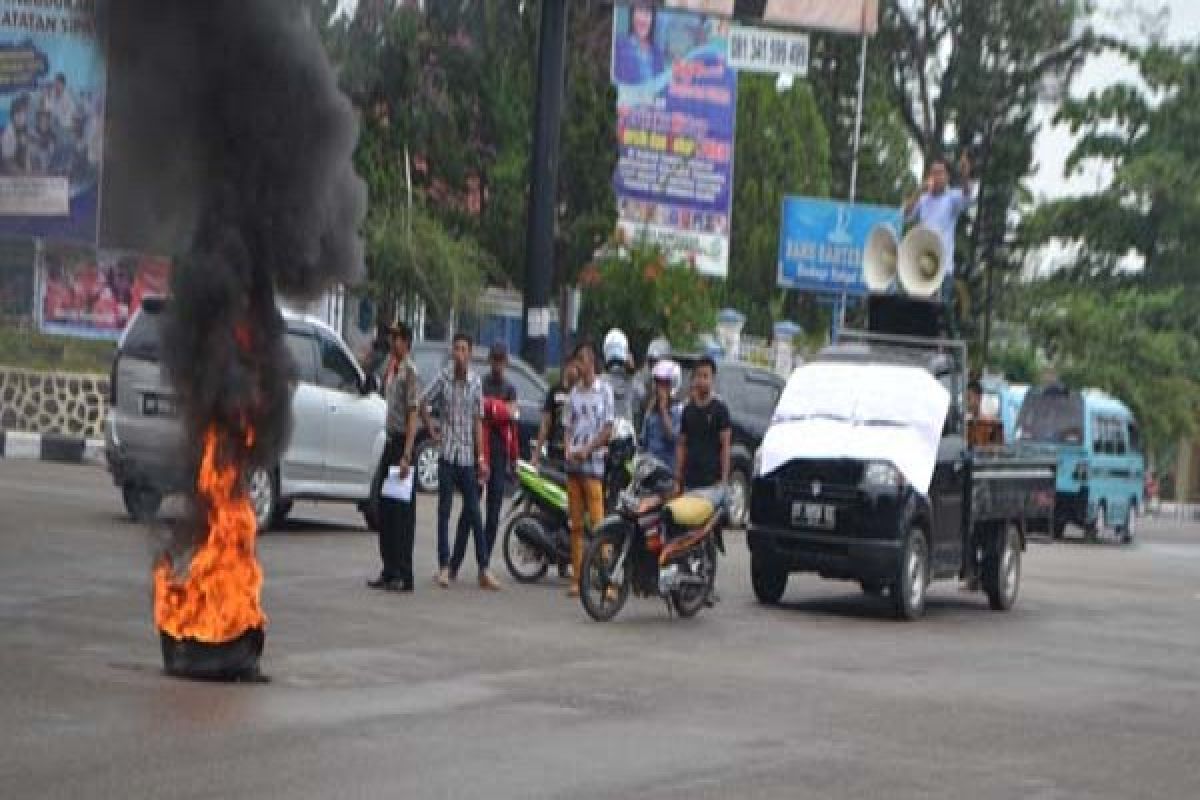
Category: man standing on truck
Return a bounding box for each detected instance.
[904,152,975,330]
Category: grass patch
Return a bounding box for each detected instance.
[0,324,114,375]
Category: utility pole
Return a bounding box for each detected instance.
[521,0,569,373]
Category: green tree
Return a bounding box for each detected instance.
[725,75,832,336]
[1024,45,1200,293]
[1015,284,1200,454]
[878,0,1101,345]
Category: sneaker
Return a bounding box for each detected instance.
[478,571,502,591]
[436,568,450,588]
[366,575,391,591]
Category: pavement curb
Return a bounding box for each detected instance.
[0,431,105,466]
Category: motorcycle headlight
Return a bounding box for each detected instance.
[863,461,902,489]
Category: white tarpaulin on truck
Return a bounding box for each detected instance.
[757,361,950,495]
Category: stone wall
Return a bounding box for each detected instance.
[0,367,109,438]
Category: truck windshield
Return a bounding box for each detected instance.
[1016,389,1084,444]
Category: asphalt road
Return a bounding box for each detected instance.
[2,460,1198,799]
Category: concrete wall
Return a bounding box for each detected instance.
[0,367,109,438]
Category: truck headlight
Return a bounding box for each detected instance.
[863,461,902,489]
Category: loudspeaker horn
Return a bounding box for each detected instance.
[863,224,899,293]
[898,226,946,298]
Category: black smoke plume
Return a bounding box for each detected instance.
[102,2,365,497]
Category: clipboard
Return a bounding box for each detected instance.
[381,466,415,502]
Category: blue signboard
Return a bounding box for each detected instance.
[776,196,902,295]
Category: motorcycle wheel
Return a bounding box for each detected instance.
[580,526,631,622]
[502,512,551,584]
[670,540,717,619]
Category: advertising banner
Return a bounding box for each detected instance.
[612,5,737,278]
[0,0,107,243]
[616,1,880,36]
[38,244,170,340]
[776,196,901,295]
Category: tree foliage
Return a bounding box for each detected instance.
[878,0,1101,341]
[579,240,717,357]
[1013,283,1200,454]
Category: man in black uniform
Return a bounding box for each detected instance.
[368,322,421,592]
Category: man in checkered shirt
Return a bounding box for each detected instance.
[421,332,500,591]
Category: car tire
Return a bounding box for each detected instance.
[891,524,929,621]
[414,439,440,495]
[122,482,162,523]
[727,467,750,530]
[1119,500,1137,545]
[751,553,788,606]
[1086,502,1106,542]
[247,466,277,534]
[272,499,293,530]
[982,524,1021,611]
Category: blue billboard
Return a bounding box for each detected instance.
[0,0,107,244]
[776,196,902,295]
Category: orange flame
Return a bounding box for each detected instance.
[154,428,266,642]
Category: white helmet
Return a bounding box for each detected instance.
[652,358,682,397]
[646,336,670,364]
[603,328,630,367]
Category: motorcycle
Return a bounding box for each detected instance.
[502,459,572,583]
[579,453,725,621]
[501,421,639,584]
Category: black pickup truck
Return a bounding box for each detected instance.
[747,325,1055,620]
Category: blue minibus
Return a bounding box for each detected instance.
[1014,385,1144,543]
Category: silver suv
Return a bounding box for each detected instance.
[105,298,387,531]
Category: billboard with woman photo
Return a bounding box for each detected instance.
[611,5,736,278]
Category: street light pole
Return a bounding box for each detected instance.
[521,0,569,373]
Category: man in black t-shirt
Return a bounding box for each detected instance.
[675,356,732,495]
[533,355,578,469]
[675,356,730,606]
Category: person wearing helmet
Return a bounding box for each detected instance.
[640,359,682,471]
[633,335,670,429]
[602,328,635,424]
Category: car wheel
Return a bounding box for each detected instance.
[727,467,750,529]
[1086,503,1106,542]
[892,524,929,621]
[122,482,162,523]
[247,466,277,534]
[751,553,788,606]
[1120,501,1137,545]
[983,524,1021,611]
[415,440,440,494]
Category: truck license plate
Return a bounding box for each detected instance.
[791,502,836,530]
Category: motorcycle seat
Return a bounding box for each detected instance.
[665,495,715,528]
[538,463,568,487]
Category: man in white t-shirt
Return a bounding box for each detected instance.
[904,153,974,325]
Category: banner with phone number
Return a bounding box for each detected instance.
[612,4,736,278]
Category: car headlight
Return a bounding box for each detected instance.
[863,461,902,489]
